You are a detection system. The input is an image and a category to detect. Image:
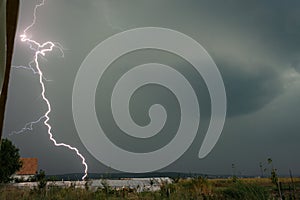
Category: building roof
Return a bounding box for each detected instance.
[16,158,38,175]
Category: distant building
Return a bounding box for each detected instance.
[13,158,38,181]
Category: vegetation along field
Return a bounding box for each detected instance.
[1,177,300,200]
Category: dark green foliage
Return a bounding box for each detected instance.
[160,180,175,198]
[36,169,47,189]
[0,139,22,183]
[101,179,111,194]
[222,181,270,200]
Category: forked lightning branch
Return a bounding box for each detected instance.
[12,0,88,180]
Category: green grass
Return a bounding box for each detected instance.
[1,177,299,200]
[221,181,270,200]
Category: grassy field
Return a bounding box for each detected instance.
[1,177,300,200]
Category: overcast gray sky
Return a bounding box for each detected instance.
[3,0,300,176]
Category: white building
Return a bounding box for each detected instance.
[12,158,38,181]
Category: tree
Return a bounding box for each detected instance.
[0,139,22,183]
[36,169,47,190]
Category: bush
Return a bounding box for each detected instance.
[36,169,47,190]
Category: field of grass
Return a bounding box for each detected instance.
[1,177,300,200]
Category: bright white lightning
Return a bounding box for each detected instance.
[15,0,88,180]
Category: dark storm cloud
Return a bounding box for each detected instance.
[220,60,282,116]
[2,0,300,175]
[94,0,299,117]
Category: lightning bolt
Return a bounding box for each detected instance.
[14,0,88,180]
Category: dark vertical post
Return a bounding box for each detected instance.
[0,0,20,139]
